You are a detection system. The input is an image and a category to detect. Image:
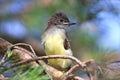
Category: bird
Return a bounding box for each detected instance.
[42,12,76,71]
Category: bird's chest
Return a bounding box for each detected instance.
[43,30,66,55]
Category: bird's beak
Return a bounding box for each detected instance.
[69,22,76,25]
[63,22,76,25]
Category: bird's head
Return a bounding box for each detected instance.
[47,12,76,29]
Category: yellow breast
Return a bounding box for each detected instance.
[45,33,66,55]
[42,28,72,71]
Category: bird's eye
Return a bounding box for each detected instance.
[60,19,64,22]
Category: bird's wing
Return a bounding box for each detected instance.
[64,32,71,50]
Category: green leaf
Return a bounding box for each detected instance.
[7,50,13,58]
[11,66,50,80]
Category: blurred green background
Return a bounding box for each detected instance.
[0,0,120,63]
[1,0,120,79]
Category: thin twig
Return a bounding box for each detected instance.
[10,43,35,58]
[0,52,7,65]
[6,44,34,58]
[12,43,36,56]
[9,43,42,66]
[65,64,79,76]
[72,76,85,80]
[65,59,95,77]
[2,55,86,71]
[83,60,95,80]
[0,45,13,65]
[85,68,93,80]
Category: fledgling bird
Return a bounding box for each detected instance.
[42,12,76,71]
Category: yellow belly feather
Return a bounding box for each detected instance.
[43,33,72,71]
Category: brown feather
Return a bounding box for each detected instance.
[46,12,70,30]
[64,32,71,50]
